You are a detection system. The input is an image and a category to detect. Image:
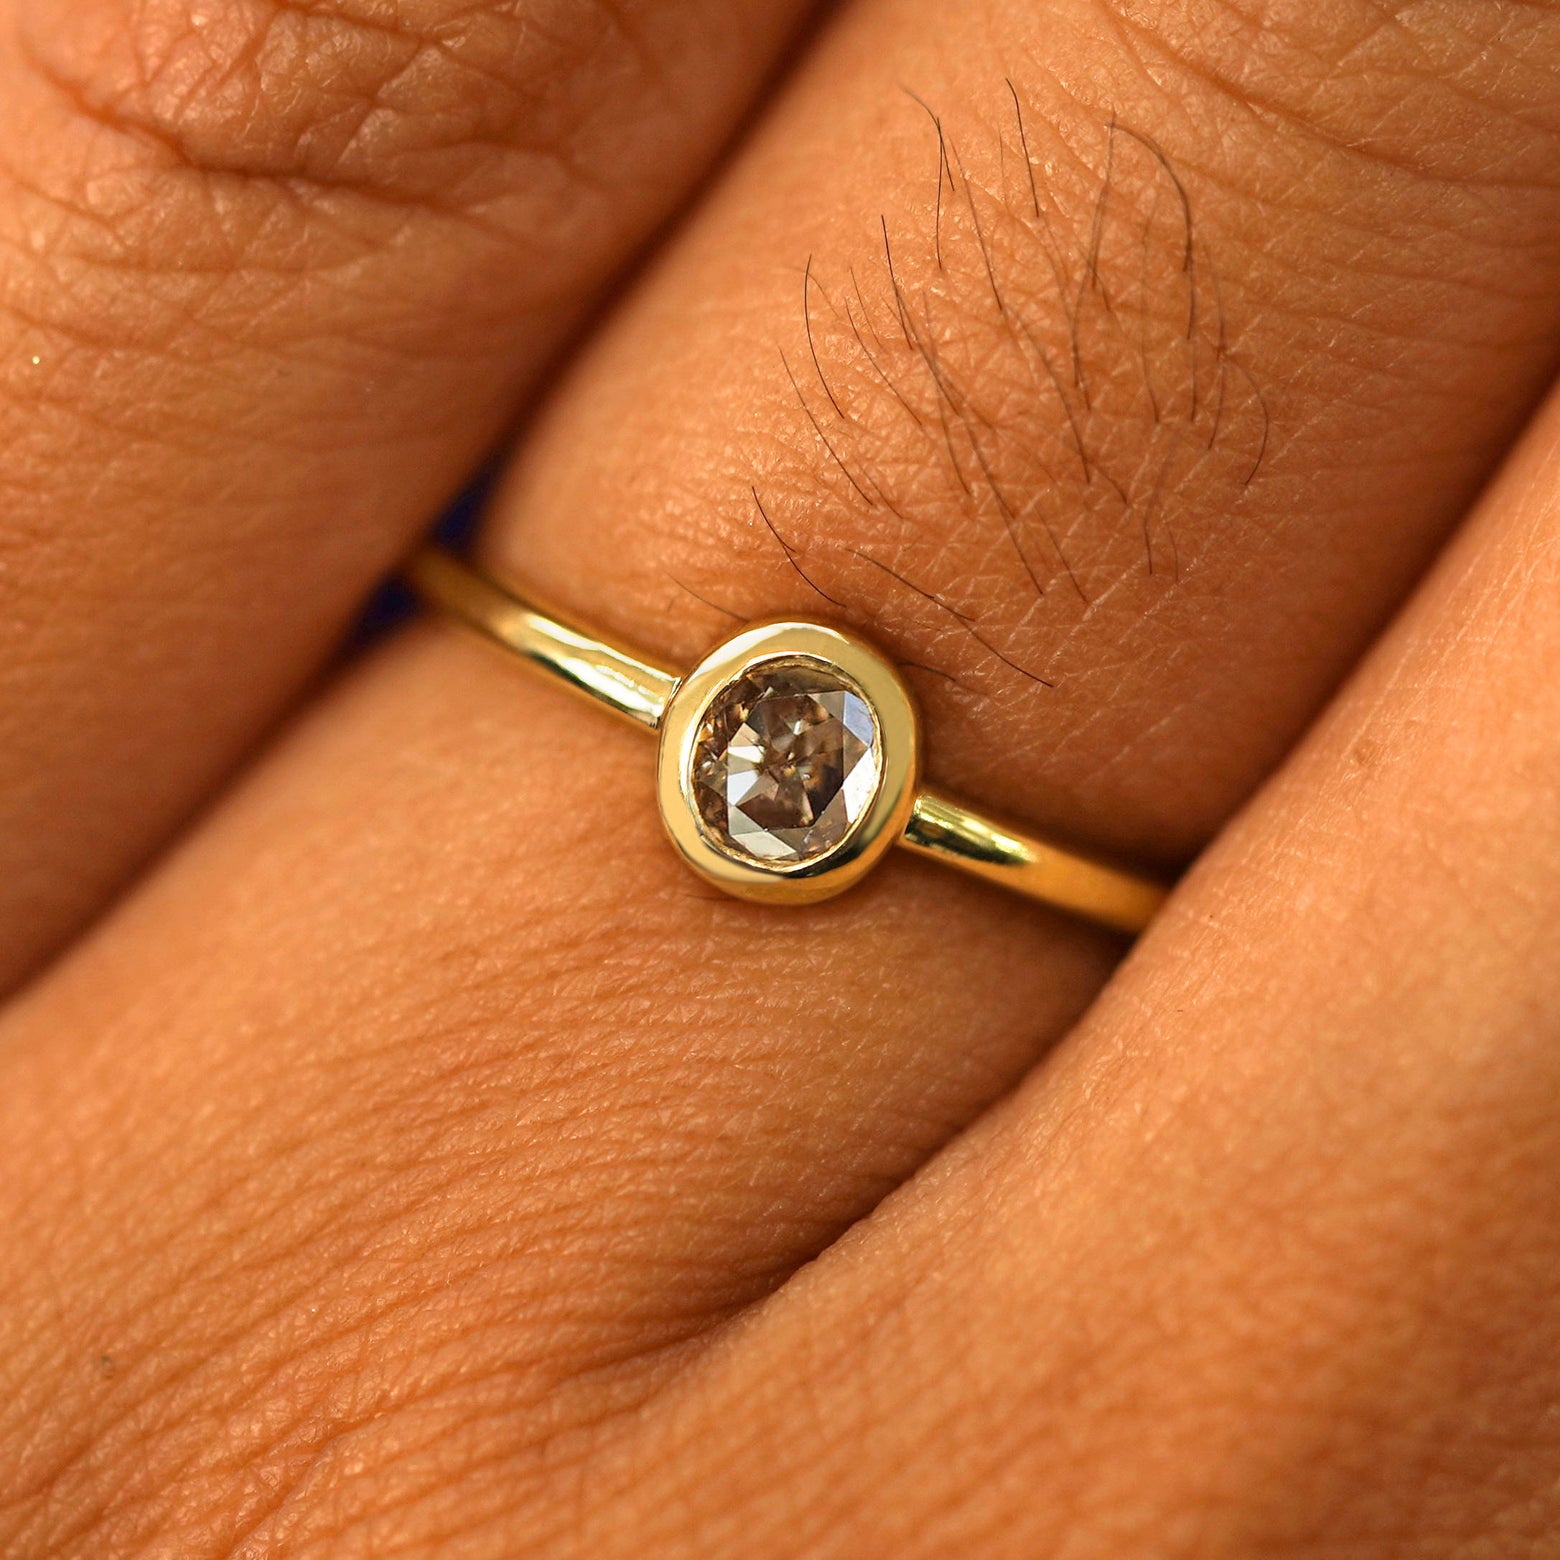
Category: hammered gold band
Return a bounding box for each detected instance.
[406,546,1167,935]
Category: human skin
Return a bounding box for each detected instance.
[0,1,1558,1556]
[0,0,820,989]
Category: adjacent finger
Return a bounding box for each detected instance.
[0,0,815,988]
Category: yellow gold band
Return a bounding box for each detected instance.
[406,546,677,730]
[405,546,1167,936]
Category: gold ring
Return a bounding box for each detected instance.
[406,546,1167,935]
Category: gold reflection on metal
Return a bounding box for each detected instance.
[407,546,1167,932]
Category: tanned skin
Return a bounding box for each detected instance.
[1,1,1559,1555]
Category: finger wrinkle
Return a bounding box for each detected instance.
[1093,0,1560,188]
[11,0,636,205]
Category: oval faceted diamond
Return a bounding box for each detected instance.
[692,660,882,865]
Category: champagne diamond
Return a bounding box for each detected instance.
[692,660,882,865]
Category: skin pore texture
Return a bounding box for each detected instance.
[0,0,1558,1556]
[0,0,820,990]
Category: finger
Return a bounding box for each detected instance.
[497,0,1560,859]
[579,381,1560,1555]
[5,0,1560,1551]
[0,646,1122,1558]
[0,0,815,988]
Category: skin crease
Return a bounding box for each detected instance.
[0,1,1555,1557]
[0,0,819,991]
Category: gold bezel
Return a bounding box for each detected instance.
[656,620,920,906]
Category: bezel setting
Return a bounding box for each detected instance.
[656,620,920,905]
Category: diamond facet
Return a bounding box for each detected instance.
[691,660,882,865]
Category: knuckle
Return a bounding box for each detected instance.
[652,105,1272,700]
[14,0,625,200]
[0,0,661,402]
